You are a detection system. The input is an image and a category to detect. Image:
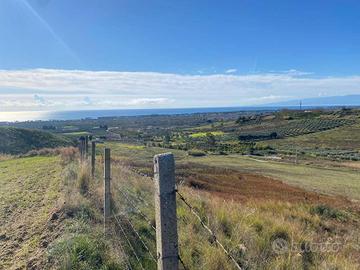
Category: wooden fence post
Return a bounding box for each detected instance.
[79,137,85,161]
[104,148,111,232]
[153,153,179,270]
[91,141,96,177]
[85,136,89,158]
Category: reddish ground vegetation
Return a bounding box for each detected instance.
[176,163,357,210]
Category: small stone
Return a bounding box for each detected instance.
[40,240,48,248]
[49,212,58,221]
[0,234,7,241]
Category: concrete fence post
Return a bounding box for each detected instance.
[153,153,179,270]
[104,148,111,232]
[91,141,96,177]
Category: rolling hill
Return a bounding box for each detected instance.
[0,127,73,154]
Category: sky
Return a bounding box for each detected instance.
[0,0,360,112]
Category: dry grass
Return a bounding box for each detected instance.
[0,153,13,161]
[47,160,123,270]
[110,161,360,269]
[77,162,91,195]
[22,146,79,166]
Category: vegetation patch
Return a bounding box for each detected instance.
[48,234,121,270]
[190,131,224,138]
[0,127,73,154]
[310,204,349,222]
[188,149,207,157]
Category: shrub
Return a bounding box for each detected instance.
[60,147,78,165]
[0,154,12,161]
[188,150,206,157]
[22,146,78,165]
[78,165,90,195]
[310,205,348,222]
[63,163,78,185]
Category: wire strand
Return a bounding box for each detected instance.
[123,186,151,207]
[120,212,157,262]
[113,210,146,270]
[176,191,242,270]
[117,188,156,231]
[111,224,133,270]
[178,253,189,270]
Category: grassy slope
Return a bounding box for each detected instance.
[0,155,122,270]
[0,156,63,269]
[267,124,360,150]
[103,142,360,200]
[0,127,73,154]
[111,155,360,269]
[1,145,359,269]
[189,155,360,201]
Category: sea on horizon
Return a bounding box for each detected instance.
[0,105,338,122]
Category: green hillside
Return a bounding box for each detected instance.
[0,127,73,154]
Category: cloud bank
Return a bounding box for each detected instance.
[0,68,359,111]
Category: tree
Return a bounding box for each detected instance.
[205,132,216,149]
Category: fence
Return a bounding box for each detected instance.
[78,137,242,270]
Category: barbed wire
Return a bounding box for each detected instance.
[123,186,151,207]
[176,190,242,270]
[114,172,238,269]
[111,225,133,270]
[117,188,157,231]
[120,212,157,262]
[113,210,146,270]
[118,186,190,270]
[178,252,189,270]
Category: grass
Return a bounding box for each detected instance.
[0,152,122,269]
[62,131,90,136]
[0,127,73,154]
[77,163,91,195]
[190,131,224,138]
[2,143,360,269]
[268,124,360,151]
[188,154,360,200]
[110,160,360,269]
[0,156,63,269]
[102,142,360,201]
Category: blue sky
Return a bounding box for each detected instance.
[0,0,360,111]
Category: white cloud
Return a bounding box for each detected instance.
[0,68,359,111]
[33,94,46,105]
[128,98,174,106]
[225,69,237,74]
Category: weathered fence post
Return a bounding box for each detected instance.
[85,136,89,158]
[91,141,96,177]
[153,153,179,270]
[79,137,85,161]
[104,148,111,232]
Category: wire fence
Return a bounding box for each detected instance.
[80,139,243,270]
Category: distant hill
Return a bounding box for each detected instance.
[263,95,360,107]
[0,127,73,154]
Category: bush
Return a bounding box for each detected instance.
[188,150,206,157]
[60,147,78,165]
[22,147,78,165]
[78,165,90,195]
[310,205,348,222]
